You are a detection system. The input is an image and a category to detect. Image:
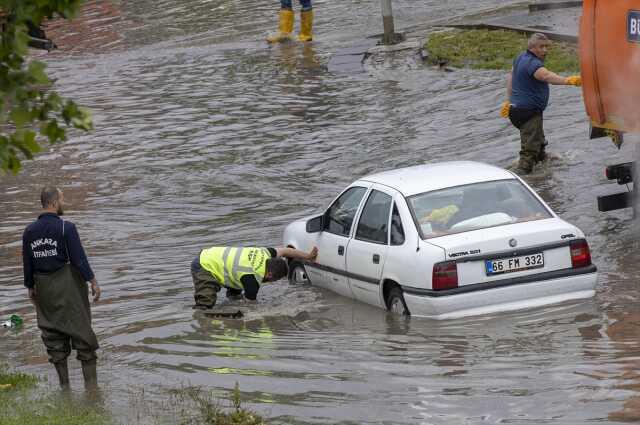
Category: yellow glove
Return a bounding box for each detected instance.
[425,205,459,224]
[565,75,582,86]
[500,101,510,118]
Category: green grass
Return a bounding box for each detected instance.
[425,29,579,72]
[0,364,110,425]
[0,364,267,424]
[0,364,38,390]
[170,383,267,425]
[0,399,110,425]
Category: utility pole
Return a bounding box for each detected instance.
[381,0,395,45]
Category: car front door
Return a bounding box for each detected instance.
[311,185,369,299]
[346,186,394,308]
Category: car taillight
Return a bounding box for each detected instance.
[432,261,458,290]
[570,240,592,268]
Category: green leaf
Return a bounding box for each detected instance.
[9,107,31,128]
[45,92,63,109]
[71,107,93,131]
[41,120,66,144]
[7,149,21,174]
[27,61,50,85]
[10,130,36,159]
[61,100,78,124]
[22,131,41,154]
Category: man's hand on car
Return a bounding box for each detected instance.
[306,247,318,262]
[565,75,582,86]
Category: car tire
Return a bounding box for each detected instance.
[288,261,310,285]
[633,154,639,219]
[387,286,410,316]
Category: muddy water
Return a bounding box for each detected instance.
[2,0,640,423]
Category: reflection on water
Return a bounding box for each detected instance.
[2,0,640,423]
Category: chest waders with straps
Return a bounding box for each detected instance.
[199,247,269,290]
[33,220,98,388]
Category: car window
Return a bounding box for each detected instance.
[390,204,405,245]
[325,186,367,237]
[408,179,552,239]
[355,190,392,244]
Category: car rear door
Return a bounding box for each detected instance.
[346,185,395,308]
[311,185,369,299]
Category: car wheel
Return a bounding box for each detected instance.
[387,286,409,316]
[288,261,309,285]
[634,157,639,219]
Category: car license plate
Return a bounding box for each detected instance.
[485,253,544,276]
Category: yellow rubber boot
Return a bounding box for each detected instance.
[266,9,294,43]
[298,10,313,42]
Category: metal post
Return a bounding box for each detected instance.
[381,0,395,45]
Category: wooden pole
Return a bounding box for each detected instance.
[381,0,395,45]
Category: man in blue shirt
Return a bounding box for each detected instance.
[501,33,582,174]
[22,187,100,390]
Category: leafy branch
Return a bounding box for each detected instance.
[0,0,92,174]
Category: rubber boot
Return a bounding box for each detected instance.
[266,9,294,43]
[298,10,313,42]
[513,159,533,175]
[537,148,547,162]
[54,361,70,389]
[537,141,549,162]
[226,288,243,301]
[81,359,98,390]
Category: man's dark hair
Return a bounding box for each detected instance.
[266,257,289,281]
[40,186,60,208]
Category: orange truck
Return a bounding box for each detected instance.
[579,0,640,211]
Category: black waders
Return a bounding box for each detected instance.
[34,263,99,390]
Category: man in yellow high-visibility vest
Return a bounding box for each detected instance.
[191,246,318,309]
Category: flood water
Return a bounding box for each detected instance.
[2,0,640,423]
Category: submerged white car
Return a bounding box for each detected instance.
[283,161,597,319]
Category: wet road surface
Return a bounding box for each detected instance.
[2,1,640,423]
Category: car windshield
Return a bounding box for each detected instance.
[408,179,552,239]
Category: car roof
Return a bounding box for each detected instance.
[358,161,516,197]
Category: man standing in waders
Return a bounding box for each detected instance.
[501,33,582,175]
[192,246,317,310]
[22,187,101,390]
[266,0,313,43]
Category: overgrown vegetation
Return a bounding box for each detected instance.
[0,398,110,425]
[0,363,110,425]
[168,383,266,425]
[1,364,267,424]
[0,363,38,390]
[0,0,93,174]
[425,29,579,72]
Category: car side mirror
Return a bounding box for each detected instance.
[306,215,323,233]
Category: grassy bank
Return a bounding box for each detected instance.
[0,364,110,425]
[425,29,579,72]
[1,365,266,424]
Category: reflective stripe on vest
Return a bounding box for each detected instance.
[199,247,269,290]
